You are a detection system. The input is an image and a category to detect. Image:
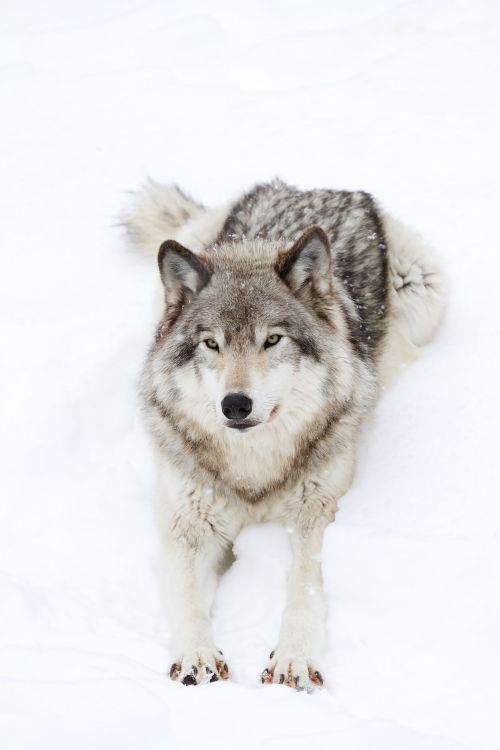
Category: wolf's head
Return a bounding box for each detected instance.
[144,227,359,476]
[144,227,366,499]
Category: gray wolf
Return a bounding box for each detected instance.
[123,179,446,690]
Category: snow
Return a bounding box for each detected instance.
[1,1,499,748]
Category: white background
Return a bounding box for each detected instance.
[1,1,499,748]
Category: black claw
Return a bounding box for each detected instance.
[223,663,228,672]
[218,649,223,655]
[279,673,285,684]
[261,668,270,683]
[191,665,198,676]
[269,650,275,659]
[210,672,219,682]
[294,675,305,692]
[169,663,178,678]
[182,673,197,686]
[314,670,324,685]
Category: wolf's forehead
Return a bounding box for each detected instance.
[196,286,279,335]
[200,271,283,323]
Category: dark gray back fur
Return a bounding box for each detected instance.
[218,180,388,360]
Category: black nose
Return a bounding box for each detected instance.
[221,393,253,421]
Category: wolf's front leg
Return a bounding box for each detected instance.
[261,518,328,691]
[157,477,234,685]
[262,455,355,691]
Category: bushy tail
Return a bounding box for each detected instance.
[122,179,205,257]
[383,213,447,348]
[378,213,447,386]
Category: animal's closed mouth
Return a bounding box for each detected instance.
[226,421,259,431]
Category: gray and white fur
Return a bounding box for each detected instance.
[123,179,446,690]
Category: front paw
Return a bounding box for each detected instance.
[261,649,324,692]
[169,647,229,686]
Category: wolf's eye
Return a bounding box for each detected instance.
[204,338,219,351]
[264,334,282,349]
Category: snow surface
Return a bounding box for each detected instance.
[1,1,500,748]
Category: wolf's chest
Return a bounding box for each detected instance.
[214,422,302,501]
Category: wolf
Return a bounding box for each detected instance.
[124,179,446,690]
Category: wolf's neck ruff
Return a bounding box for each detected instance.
[149,386,356,503]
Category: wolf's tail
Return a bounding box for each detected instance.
[379,213,447,385]
[383,213,447,349]
[122,179,205,257]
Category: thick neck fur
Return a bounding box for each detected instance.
[148,369,359,503]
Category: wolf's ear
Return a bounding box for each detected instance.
[157,240,212,308]
[276,226,331,295]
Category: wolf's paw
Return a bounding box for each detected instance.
[169,647,229,686]
[261,649,324,692]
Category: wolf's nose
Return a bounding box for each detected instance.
[221,393,253,420]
